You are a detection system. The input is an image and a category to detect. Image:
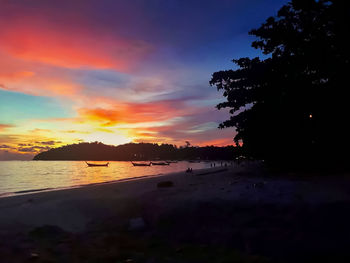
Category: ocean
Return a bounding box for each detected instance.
[0,160,214,197]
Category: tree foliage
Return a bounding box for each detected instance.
[210,0,350,167]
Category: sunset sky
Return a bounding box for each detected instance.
[0,0,287,160]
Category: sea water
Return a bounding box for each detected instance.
[0,161,213,196]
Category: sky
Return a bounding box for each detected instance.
[0,0,288,160]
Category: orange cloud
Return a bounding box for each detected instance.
[0,75,82,97]
[0,71,35,80]
[0,124,15,131]
[0,129,68,157]
[78,99,188,126]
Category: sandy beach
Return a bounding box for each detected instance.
[1,162,350,262]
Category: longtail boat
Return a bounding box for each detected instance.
[151,161,170,166]
[86,161,109,167]
[131,162,151,166]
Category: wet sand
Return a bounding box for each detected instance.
[1,162,350,262]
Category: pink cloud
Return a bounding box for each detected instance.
[0,14,152,71]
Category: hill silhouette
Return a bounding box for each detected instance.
[33,142,241,161]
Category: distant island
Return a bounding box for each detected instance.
[33,142,242,161]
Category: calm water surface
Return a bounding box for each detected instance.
[0,161,213,196]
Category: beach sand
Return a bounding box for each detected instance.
[1,162,350,262]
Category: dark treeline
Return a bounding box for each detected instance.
[33,142,242,161]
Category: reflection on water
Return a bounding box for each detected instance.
[0,161,212,195]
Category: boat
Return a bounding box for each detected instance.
[131,162,151,166]
[86,161,109,167]
[189,160,201,163]
[151,161,170,166]
[166,160,178,163]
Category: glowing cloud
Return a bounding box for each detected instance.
[0,17,152,71]
[77,99,191,126]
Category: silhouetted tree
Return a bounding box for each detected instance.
[210,0,350,168]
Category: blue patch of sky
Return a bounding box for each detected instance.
[50,68,131,91]
[74,69,130,87]
[0,90,73,124]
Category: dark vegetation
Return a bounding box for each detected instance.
[33,142,242,161]
[210,0,350,169]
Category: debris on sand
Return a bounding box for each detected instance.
[157,181,174,188]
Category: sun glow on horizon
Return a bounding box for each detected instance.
[78,131,132,146]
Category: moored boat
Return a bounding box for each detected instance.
[86,161,109,167]
[131,162,151,166]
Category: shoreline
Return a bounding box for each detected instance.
[0,166,225,199]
